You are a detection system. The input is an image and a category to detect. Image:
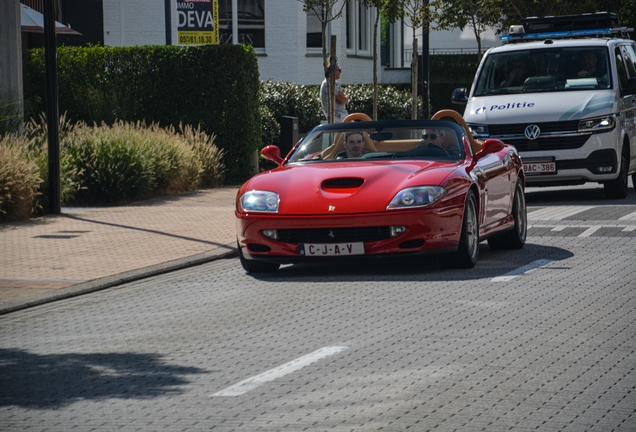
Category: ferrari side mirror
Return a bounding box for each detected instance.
[261,145,283,164]
[474,139,505,161]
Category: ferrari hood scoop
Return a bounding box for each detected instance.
[321,177,364,193]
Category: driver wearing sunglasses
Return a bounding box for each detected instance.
[418,128,460,156]
[420,129,446,147]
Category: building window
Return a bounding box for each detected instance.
[357,2,368,52]
[346,0,372,56]
[218,0,265,48]
[306,8,322,48]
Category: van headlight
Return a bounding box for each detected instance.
[578,115,615,133]
[466,123,489,139]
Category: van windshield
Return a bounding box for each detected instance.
[474,47,611,96]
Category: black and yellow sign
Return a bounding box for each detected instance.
[177,0,219,45]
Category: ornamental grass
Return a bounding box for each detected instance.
[0,116,225,222]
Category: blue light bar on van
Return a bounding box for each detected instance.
[500,28,614,41]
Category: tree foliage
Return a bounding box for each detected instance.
[429,0,502,58]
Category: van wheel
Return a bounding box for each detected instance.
[604,146,628,199]
[488,179,527,250]
[238,241,280,273]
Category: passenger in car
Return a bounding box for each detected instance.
[336,131,370,159]
[500,58,535,88]
[576,51,607,83]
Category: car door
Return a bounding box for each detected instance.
[619,43,636,173]
[475,150,512,227]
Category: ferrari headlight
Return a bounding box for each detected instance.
[387,186,447,210]
[240,190,279,212]
[578,115,615,133]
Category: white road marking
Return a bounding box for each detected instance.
[492,259,553,282]
[527,206,595,221]
[210,346,348,397]
[622,226,636,232]
[578,225,603,238]
[618,211,636,221]
[551,225,567,232]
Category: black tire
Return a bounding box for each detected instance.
[488,179,527,250]
[238,242,280,273]
[604,146,629,199]
[449,190,479,269]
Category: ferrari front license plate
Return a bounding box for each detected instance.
[523,162,556,175]
[299,242,365,257]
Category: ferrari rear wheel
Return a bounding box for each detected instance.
[238,241,280,273]
[487,179,527,250]
[450,190,479,269]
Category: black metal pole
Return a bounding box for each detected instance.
[165,0,172,45]
[43,0,61,214]
[421,0,430,119]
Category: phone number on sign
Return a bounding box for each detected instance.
[178,34,216,44]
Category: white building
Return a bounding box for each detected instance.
[101,0,501,86]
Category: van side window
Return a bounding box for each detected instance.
[622,45,636,78]
[615,47,629,90]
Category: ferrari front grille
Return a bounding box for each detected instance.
[277,227,391,243]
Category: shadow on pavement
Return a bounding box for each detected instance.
[0,348,208,408]
[525,183,636,205]
[246,243,575,283]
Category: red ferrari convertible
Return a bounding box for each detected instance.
[236,111,526,273]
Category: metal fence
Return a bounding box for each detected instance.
[404,47,488,58]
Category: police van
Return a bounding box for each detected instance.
[452,13,636,199]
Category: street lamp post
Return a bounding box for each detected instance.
[43,0,61,214]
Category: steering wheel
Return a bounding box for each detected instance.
[343,113,372,122]
[426,143,450,156]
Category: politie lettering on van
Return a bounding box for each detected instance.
[452,12,636,199]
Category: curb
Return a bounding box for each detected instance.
[0,245,238,316]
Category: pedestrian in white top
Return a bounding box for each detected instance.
[320,64,349,123]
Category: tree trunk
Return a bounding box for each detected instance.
[411,37,418,120]
[372,11,379,120]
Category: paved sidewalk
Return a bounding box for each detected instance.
[0,187,239,314]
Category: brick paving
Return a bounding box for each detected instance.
[0,187,239,313]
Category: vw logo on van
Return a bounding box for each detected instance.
[524,124,541,140]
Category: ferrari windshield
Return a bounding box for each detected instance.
[287,121,466,163]
[474,47,611,96]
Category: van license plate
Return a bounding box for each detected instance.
[523,162,556,175]
[299,243,365,257]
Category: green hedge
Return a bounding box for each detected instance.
[260,81,419,135]
[428,54,479,114]
[23,44,259,184]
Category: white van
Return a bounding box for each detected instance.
[452,13,636,199]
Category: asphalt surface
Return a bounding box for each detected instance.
[0,187,239,315]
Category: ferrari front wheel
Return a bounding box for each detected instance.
[450,190,479,269]
[487,179,527,250]
[238,241,280,273]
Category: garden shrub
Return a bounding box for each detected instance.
[259,81,420,134]
[23,44,258,185]
[0,135,42,223]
